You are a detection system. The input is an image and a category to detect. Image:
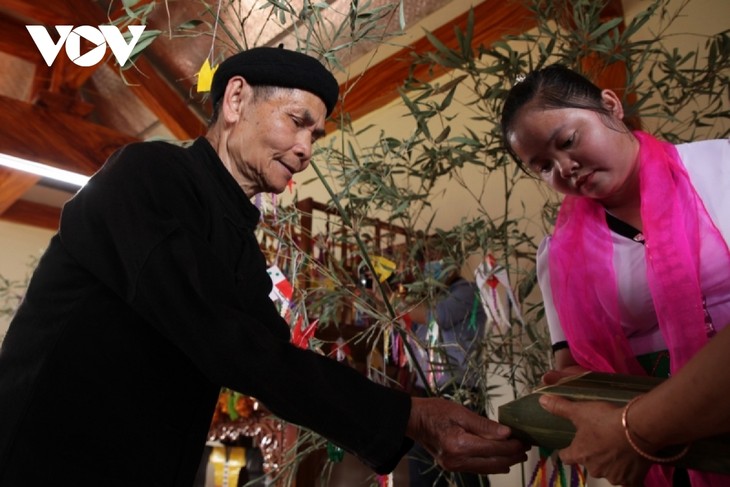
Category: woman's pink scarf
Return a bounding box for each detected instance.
[548,131,730,486]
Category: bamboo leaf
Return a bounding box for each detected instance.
[588,17,623,40]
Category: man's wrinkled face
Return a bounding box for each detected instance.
[226,86,327,197]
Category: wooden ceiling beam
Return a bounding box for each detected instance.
[0,93,135,223]
[33,0,154,91]
[0,13,42,62]
[8,0,113,90]
[0,95,137,175]
[328,0,536,132]
[0,0,76,26]
[1,199,61,231]
[328,0,625,132]
[119,56,208,139]
[1,0,204,139]
[0,167,39,215]
[52,0,206,138]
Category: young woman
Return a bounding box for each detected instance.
[500,64,730,486]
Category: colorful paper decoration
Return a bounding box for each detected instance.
[267,265,295,328]
[370,255,397,283]
[199,0,224,94]
[366,347,386,384]
[267,265,294,304]
[291,317,318,349]
[330,337,352,363]
[425,317,442,388]
[474,252,525,330]
[196,58,218,93]
[528,448,587,487]
[266,265,319,349]
[377,473,394,487]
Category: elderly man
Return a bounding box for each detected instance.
[0,47,527,485]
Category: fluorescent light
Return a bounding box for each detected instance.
[0,152,89,187]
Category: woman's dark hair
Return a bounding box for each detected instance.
[500,64,615,170]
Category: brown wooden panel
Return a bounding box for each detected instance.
[121,56,207,139]
[0,167,38,214]
[0,95,137,175]
[2,0,204,138]
[0,0,75,25]
[66,0,205,138]
[327,0,626,131]
[0,13,42,62]
[327,0,536,131]
[0,199,60,231]
[36,0,159,92]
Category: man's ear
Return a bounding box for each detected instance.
[600,89,625,120]
[221,76,253,123]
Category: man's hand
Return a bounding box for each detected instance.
[407,397,529,474]
[539,395,651,486]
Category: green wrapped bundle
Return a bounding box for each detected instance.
[498,372,730,474]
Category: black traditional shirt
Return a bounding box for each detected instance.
[0,137,411,485]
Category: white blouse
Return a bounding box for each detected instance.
[538,138,730,356]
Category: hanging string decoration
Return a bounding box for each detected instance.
[396,311,414,369]
[425,315,442,389]
[267,265,294,314]
[196,58,219,93]
[267,264,318,349]
[196,0,223,93]
[528,448,587,487]
[328,337,352,364]
[474,252,525,331]
[254,193,278,222]
[377,472,394,487]
[366,346,387,385]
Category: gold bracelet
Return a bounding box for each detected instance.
[621,395,690,463]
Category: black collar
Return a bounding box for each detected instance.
[605,212,645,244]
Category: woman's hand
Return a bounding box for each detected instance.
[538,345,650,486]
[541,348,588,385]
[539,395,652,486]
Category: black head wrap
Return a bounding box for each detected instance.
[210,47,339,116]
